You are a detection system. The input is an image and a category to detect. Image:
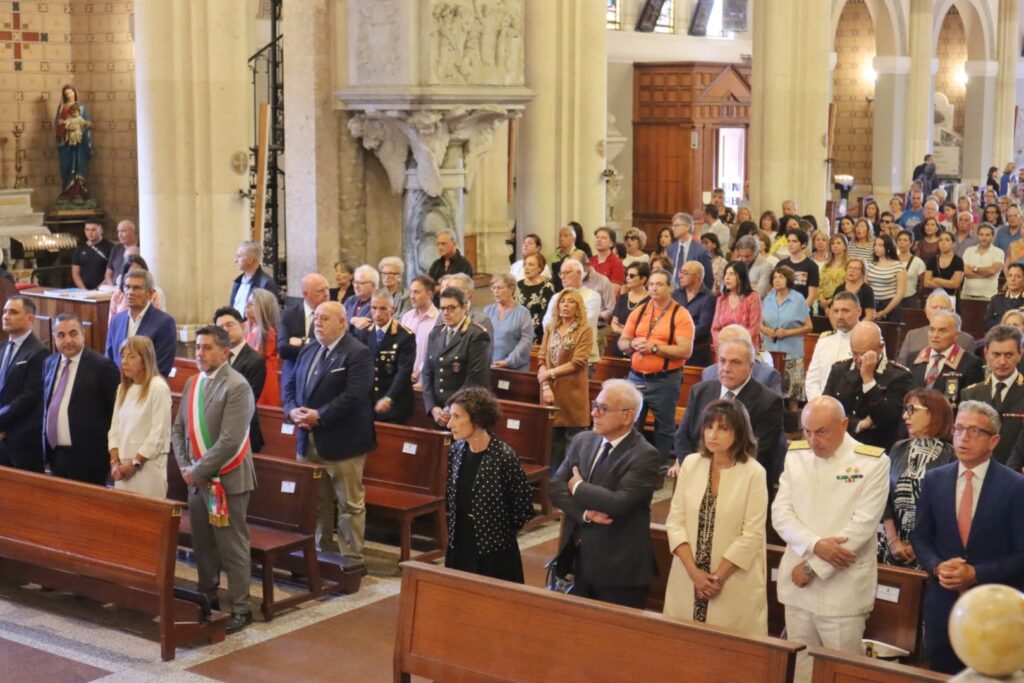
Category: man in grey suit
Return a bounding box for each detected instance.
[172,325,257,635]
[549,379,662,608]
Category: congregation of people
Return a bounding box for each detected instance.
[5,171,1024,677]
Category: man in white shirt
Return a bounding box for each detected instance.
[961,223,1003,300]
[772,396,890,683]
[698,203,730,249]
[804,292,859,401]
[543,259,601,363]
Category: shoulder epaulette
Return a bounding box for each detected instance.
[472,322,488,332]
[888,360,908,370]
[854,444,885,458]
[399,324,414,335]
[819,330,833,338]
[963,380,984,392]
[788,440,810,450]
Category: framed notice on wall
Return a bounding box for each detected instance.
[722,0,748,32]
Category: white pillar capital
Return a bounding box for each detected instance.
[964,60,999,78]
[873,56,912,75]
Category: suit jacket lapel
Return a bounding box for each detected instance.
[968,464,1002,546]
[307,342,338,396]
[939,467,963,549]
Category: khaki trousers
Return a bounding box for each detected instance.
[300,437,367,560]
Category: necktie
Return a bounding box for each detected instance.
[376,327,385,346]
[957,470,974,546]
[306,312,314,339]
[445,327,455,345]
[993,382,1007,411]
[588,441,613,481]
[45,358,72,447]
[0,340,13,381]
[724,390,736,401]
[924,352,944,387]
[229,350,237,366]
[305,344,324,388]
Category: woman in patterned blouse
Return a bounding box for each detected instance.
[444,386,535,583]
[710,261,762,351]
[878,388,954,567]
[514,253,556,344]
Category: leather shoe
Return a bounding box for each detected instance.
[225,612,253,634]
[208,598,220,613]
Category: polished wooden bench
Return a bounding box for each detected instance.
[167,453,340,621]
[491,366,540,404]
[529,348,631,381]
[810,647,949,682]
[395,560,804,683]
[168,356,200,394]
[647,526,929,661]
[0,465,227,661]
[241,401,452,563]
[410,389,557,526]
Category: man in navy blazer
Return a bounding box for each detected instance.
[674,336,785,486]
[282,301,375,560]
[105,269,177,377]
[913,400,1024,674]
[228,240,278,314]
[664,212,714,290]
[44,313,120,485]
[0,296,48,472]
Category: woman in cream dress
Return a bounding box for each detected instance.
[663,399,768,636]
[107,336,172,498]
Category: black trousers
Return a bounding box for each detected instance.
[570,569,648,609]
[48,445,108,485]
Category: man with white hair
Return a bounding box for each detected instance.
[908,309,984,406]
[664,212,714,289]
[700,323,781,394]
[542,259,602,364]
[343,264,379,331]
[377,256,411,319]
[549,379,662,608]
[229,239,278,313]
[428,228,473,283]
[772,396,890,683]
[896,290,976,366]
[733,235,771,297]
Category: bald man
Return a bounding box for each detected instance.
[282,301,375,560]
[772,397,890,683]
[822,321,912,451]
[277,273,331,382]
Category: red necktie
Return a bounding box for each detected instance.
[957,470,974,546]
[924,352,944,387]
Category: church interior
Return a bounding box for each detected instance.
[0,0,1023,681]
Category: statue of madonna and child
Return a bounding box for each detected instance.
[53,83,96,209]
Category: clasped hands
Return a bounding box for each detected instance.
[110,461,135,481]
[288,407,320,430]
[690,568,723,600]
[936,557,976,592]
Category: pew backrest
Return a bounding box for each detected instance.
[809,647,949,682]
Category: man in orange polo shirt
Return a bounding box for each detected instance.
[617,269,695,460]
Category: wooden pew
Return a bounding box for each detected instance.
[0,465,227,661]
[958,298,986,339]
[648,527,929,661]
[803,333,820,372]
[810,648,949,682]
[167,453,344,621]
[491,366,541,404]
[529,348,631,381]
[239,399,453,563]
[876,320,904,361]
[168,356,200,394]
[409,390,558,525]
[902,307,928,332]
[396,560,804,683]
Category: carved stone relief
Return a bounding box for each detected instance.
[354,0,402,84]
[428,0,524,86]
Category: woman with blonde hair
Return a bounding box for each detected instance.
[245,288,281,406]
[107,336,171,498]
[622,227,650,269]
[818,234,848,311]
[538,288,593,472]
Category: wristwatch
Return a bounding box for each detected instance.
[132,457,145,471]
[651,344,660,355]
[803,562,816,579]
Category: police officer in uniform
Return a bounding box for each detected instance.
[963,324,1024,466]
[908,310,983,408]
[823,321,912,451]
[352,289,416,424]
[772,396,891,683]
[421,286,491,428]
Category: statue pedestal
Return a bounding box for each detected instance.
[0,188,49,270]
[44,207,105,243]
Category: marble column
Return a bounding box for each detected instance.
[903,0,935,179]
[516,0,606,251]
[749,0,830,217]
[405,145,466,277]
[872,57,911,199]
[465,120,513,275]
[133,0,251,324]
[991,0,1020,165]
[962,61,999,186]
[283,0,340,293]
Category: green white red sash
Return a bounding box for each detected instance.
[188,375,249,527]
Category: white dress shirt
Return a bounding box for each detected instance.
[127,302,152,338]
[53,350,84,447]
[956,459,990,518]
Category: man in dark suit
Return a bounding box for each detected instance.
[105,269,177,377]
[672,260,716,366]
[664,212,714,290]
[963,325,1024,466]
[214,306,266,454]
[823,321,912,451]
[282,301,375,561]
[908,310,984,408]
[913,401,1024,674]
[229,240,278,314]
[549,379,662,608]
[172,325,257,634]
[351,289,415,424]
[673,335,785,486]
[0,296,48,472]
[277,272,330,386]
[700,323,783,394]
[421,286,491,428]
[43,312,120,485]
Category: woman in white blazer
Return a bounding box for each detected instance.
[663,399,768,636]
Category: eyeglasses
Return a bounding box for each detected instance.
[439,305,462,312]
[624,235,638,241]
[952,425,994,439]
[590,401,633,417]
[902,404,929,416]
[880,219,893,224]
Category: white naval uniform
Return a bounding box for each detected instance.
[771,433,890,683]
[804,330,852,401]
